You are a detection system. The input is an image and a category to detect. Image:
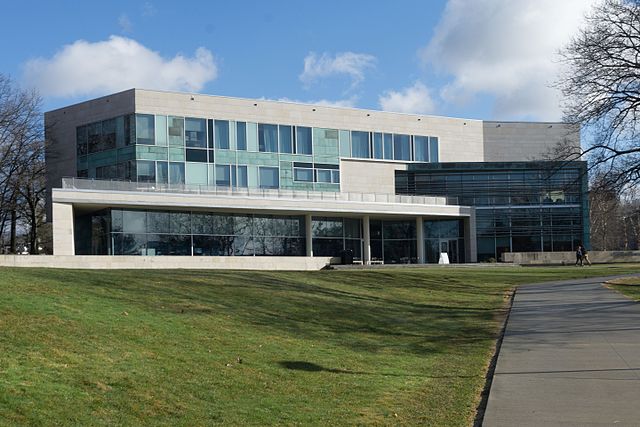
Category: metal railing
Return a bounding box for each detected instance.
[61,177,459,206]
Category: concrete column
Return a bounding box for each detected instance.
[52,202,75,255]
[416,216,425,263]
[464,208,478,263]
[363,215,371,264]
[305,213,313,257]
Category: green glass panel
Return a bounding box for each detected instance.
[247,122,258,152]
[314,183,340,192]
[116,116,125,148]
[229,120,237,150]
[247,165,258,188]
[185,162,208,185]
[155,115,167,146]
[208,164,215,186]
[339,130,351,157]
[215,150,237,164]
[169,147,185,162]
[77,156,88,170]
[168,116,184,147]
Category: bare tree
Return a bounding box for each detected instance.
[558,0,640,192]
[0,74,43,253]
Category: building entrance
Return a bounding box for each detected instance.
[439,239,460,263]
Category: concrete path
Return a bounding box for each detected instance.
[483,275,640,426]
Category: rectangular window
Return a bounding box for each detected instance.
[294,168,313,182]
[393,134,411,161]
[316,169,332,183]
[258,123,278,152]
[332,170,340,184]
[76,126,88,156]
[373,132,383,159]
[351,131,370,158]
[185,118,206,148]
[102,118,116,150]
[383,133,393,160]
[259,166,279,189]
[185,149,208,162]
[157,161,168,184]
[136,114,155,145]
[429,137,439,162]
[414,135,429,162]
[236,121,247,150]
[87,122,102,154]
[169,162,185,184]
[155,115,167,146]
[216,164,231,187]
[186,162,208,185]
[279,125,293,153]
[168,116,184,146]
[237,165,248,187]
[296,126,312,155]
[215,120,230,149]
[137,160,155,182]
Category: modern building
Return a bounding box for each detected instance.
[45,89,588,265]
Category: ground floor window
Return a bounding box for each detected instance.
[75,209,306,256]
[311,217,362,260]
[424,219,465,263]
[370,219,417,264]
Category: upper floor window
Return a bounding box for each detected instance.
[136,114,155,145]
[258,123,278,152]
[296,126,312,155]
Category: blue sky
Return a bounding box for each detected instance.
[1,0,597,120]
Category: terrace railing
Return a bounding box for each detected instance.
[61,177,459,206]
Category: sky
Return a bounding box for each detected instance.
[0,0,598,121]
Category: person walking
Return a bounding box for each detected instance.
[582,247,592,266]
[575,245,583,266]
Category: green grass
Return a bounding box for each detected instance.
[607,276,640,301]
[1,264,639,426]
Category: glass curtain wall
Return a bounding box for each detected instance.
[312,217,362,259]
[396,162,588,260]
[370,219,417,264]
[75,208,306,256]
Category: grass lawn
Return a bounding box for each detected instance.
[606,276,640,301]
[1,264,639,426]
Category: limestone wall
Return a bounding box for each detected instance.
[502,251,640,265]
[0,255,334,271]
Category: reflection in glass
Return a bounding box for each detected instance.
[296,126,312,154]
[393,134,411,161]
[351,131,370,158]
[185,118,206,148]
[279,125,293,153]
[259,124,278,152]
[215,120,230,149]
[259,167,279,189]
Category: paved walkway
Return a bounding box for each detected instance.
[483,275,640,426]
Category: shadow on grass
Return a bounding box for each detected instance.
[278,360,478,379]
[15,268,508,357]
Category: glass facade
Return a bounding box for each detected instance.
[75,208,306,256]
[312,217,363,260]
[76,112,440,194]
[424,219,465,263]
[396,162,589,261]
[370,219,417,264]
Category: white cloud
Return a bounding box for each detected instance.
[299,52,376,88]
[378,81,435,114]
[23,36,217,98]
[421,0,598,120]
[118,14,133,33]
[263,96,358,108]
